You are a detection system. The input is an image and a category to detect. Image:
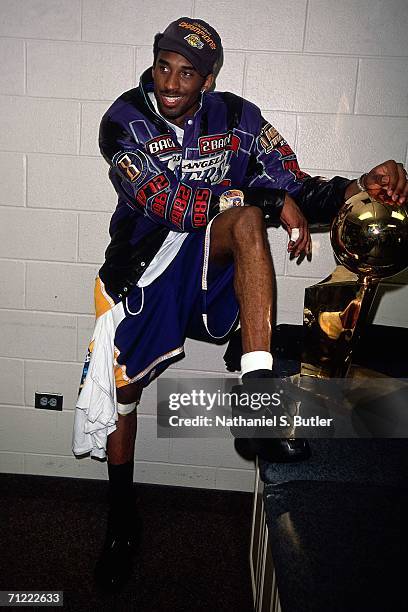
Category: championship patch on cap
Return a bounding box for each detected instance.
[184,33,204,49]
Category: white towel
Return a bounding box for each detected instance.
[72,302,125,459]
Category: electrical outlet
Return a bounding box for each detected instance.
[35,392,63,411]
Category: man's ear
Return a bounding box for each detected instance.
[202,73,214,92]
[151,65,155,79]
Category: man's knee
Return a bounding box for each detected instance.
[210,206,267,264]
[232,205,264,228]
[117,402,138,416]
[230,206,267,246]
[116,382,143,412]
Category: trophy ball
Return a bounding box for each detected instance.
[331,192,408,279]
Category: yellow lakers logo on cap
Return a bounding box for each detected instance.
[184,34,204,49]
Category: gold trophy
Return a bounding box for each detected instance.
[301,191,408,380]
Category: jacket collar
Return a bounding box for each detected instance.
[125,68,162,132]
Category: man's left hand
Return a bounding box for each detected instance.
[363,160,408,205]
[280,194,311,257]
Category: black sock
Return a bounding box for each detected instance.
[107,461,135,536]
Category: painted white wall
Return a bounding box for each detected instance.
[0,0,407,490]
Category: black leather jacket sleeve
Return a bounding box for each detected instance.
[209,187,286,225]
[296,175,354,225]
[242,187,286,224]
[210,176,353,228]
[230,176,353,227]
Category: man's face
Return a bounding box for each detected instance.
[152,50,213,127]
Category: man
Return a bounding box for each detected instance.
[72,17,408,590]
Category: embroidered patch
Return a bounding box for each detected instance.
[181,152,231,184]
[184,33,204,49]
[170,183,192,229]
[136,173,169,207]
[219,189,245,212]
[113,150,148,185]
[179,21,217,50]
[146,134,181,156]
[192,188,211,227]
[259,122,286,154]
[198,131,240,156]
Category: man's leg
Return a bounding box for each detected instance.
[107,387,140,464]
[105,383,141,540]
[209,206,273,355]
[95,382,143,590]
[210,206,310,461]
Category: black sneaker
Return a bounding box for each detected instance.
[234,369,311,463]
[94,515,141,592]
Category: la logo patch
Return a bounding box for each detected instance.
[184,34,204,49]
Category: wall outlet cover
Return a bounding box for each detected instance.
[35,392,63,411]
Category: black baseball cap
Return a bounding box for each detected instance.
[156,17,222,77]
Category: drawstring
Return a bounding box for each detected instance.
[125,286,144,315]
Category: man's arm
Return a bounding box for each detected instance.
[100,112,288,233]
[295,161,407,224]
[242,117,312,255]
[245,117,408,232]
[100,112,214,232]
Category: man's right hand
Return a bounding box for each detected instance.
[280,194,311,257]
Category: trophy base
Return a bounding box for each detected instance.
[301,265,379,378]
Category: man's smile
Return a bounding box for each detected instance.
[160,94,183,108]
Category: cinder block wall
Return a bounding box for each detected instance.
[0,0,407,491]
